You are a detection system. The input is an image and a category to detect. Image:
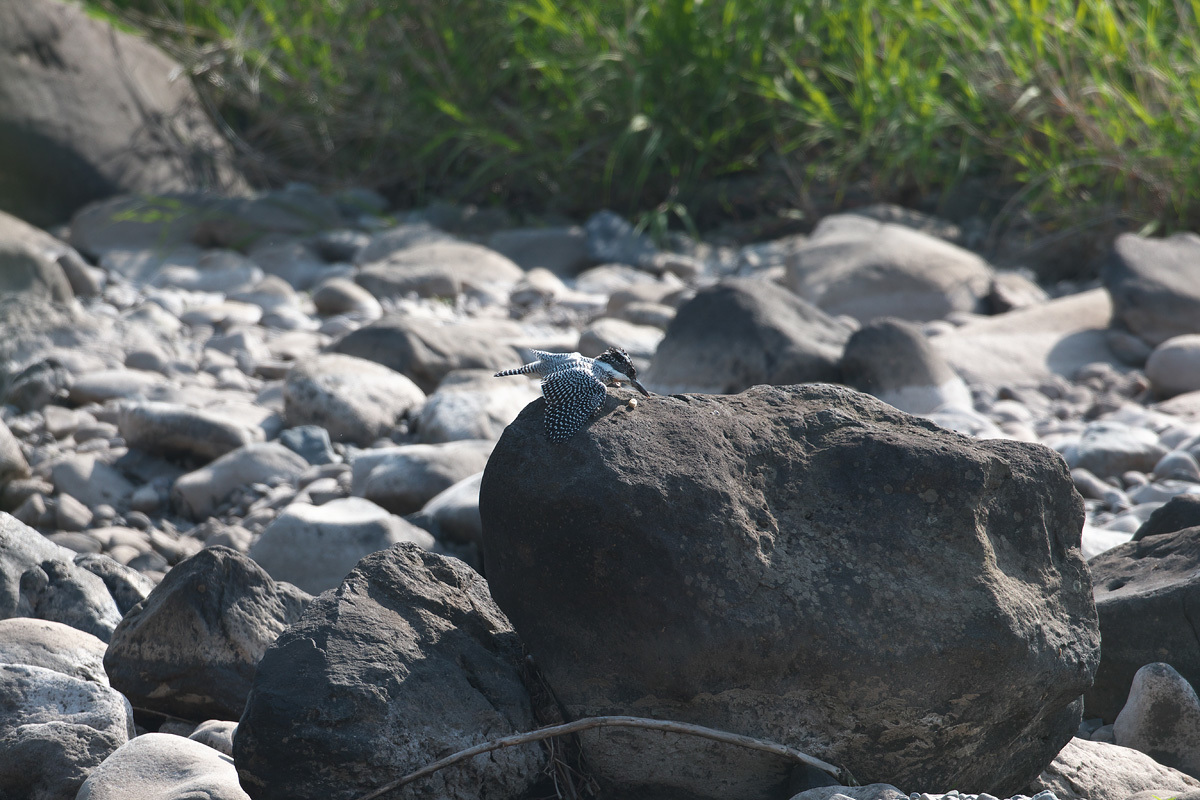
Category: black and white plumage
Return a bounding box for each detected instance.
[495,347,649,440]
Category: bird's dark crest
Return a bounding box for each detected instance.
[596,347,637,378]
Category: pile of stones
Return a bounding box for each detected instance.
[1,181,1200,800]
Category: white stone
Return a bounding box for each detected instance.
[417,370,539,444]
[249,497,433,594]
[1147,334,1200,398]
[1030,737,1200,800]
[76,732,249,800]
[1115,662,1200,778]
[172,443,308,519]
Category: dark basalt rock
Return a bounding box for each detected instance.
[481,383,1099,799]
[103,546,309,722]
[1087,526,1200,722]
[233,543,544,800]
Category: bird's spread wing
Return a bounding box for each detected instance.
[542,367,606,440]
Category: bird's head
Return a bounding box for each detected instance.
[595,347,649,395]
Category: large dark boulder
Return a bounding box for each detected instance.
[1103,232,1200,347]
[103,546,310,721]
[0,0,245,227]
[481,384,1099,799]
[1087,526,1200,721]
[233,543,545,800]
[643,278,852,394]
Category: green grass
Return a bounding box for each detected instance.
[84,0,1200,240]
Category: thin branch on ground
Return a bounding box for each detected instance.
[353,715,851,800]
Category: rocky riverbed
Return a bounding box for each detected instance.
[3,185,1200,800]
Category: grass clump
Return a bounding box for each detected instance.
[87,0,1200,242]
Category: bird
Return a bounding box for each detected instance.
[495,347,649,440]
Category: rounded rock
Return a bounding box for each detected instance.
[482,384,1098,798]
[248,497,434,594]
[1147,334,1200,398]
[76,732,249,800]
[1114,662,1200,777]
[283,353,425,446]
[0,617,109,684]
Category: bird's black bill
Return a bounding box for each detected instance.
[632,378,650,396]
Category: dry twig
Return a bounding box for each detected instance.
[353,715,850,800]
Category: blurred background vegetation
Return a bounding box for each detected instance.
[84,0,1200,244]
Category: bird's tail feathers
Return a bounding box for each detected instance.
[495,362,542,378]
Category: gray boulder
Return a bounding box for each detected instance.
[0,294,101,379]
[417,369,540,443]
[249,498,434,594]
[577,317,664,363]
[76,732,249,800]
[1103,232,1200,347]
[117,401,262,463]
[1028,738,1200,800]
[790,786,907,800]
[481,384,1098,798]
[785,215,993,322]
[487,225,591,275]
[0,513,122,641]
[0,210,75,302]
[189,719,238,757]
[509,266,570,307]
[310,277,382,317]
[331,315,525,393]
[70,190,341,278]
[0,617,109,685]
[3,354,75,413]
[314,226,369,260]
[153,249,263,292]
[415,472,484,548]
[356,240,524,303]
[840,318,972,413]
[1063,421,1168,480]
[352,221,453,265]
[207,189,342,255]
[50,455,135,511]
[233,543,545,800]
[1146,334,1200,398]
[1086,526,1200,721]
[104,546,310,722]
[645,278,852,394]
[1114,662,1200,777]
[283,353,425,446]
[350,439,493,515]
[67,195,211,274]
[0,663,135,800]
[67,368,167,405]
[929,288,1117,389]
[172,443,309,520]
[246,240,344,292]
[611,299,677,329]
[0,0,245,227]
